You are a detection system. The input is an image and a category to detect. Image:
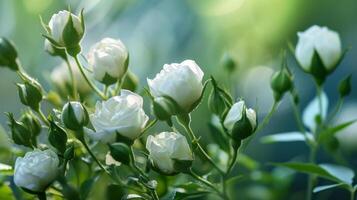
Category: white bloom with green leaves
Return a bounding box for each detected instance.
[147,60,204,112]
[146,132,193,174]
[295,25,342,72]
[14,149,59,192]
[89,90,148,142]
[88,38,129,85]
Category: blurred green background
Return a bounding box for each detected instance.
[1,0,357,199]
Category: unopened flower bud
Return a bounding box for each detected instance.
[295,25,342,84]
[224,101,257,142]
[17,80,43,111]
[0,37,19,70]
[271,65,293,101]
[221,53,237,72]
[6,113,33,148]
[61,101,89,131]
[338,75,352,98]
[20,112,42,146]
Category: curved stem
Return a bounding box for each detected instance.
[64,58,78,100]
[242,101,279,150]
[139,119,158,138]
[226,146,238,175]
[35,107,50,126]
[73,56,107,100]
[79,134,108,174]
[181,121,225,175]
[189,169,228,200]
[306,146,317,200]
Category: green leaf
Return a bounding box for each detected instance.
[313,183,345,193]
[319,119,357,142]
[260,132,313,144]
[272,162,339,183]
[319,164,355,185]
[237,153,260,170]
[48,120,68,154]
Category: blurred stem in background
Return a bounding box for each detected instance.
[64,58,78,100]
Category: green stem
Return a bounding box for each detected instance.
[129,147,159,200]
[139,119,158,138]
[113,78,123,96]
[351,188,356,200]
[226,146,238,175]
[189,169,228,200]
[306,146,317,200]
[64,58,78,100]
[35,107,50,126]
[37,192,47,200]
[181,120,225,175]
[326,97,343,124]
[73,56,107,100]
[242,101,279,150]
[79,134,108,174]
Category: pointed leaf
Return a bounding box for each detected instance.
[319,164,355,185]
[319,119,357,141]
[261,132,312,144]
[313,183,345,193]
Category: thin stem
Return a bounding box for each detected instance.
[351,188,356,200]
[226,146,238,175]
[79,135,108,174]
[189,169,228,200]
[139,119,158,138]
[326,97,343,124]
[103,85,109,97]
[37,192,47,200]
[242,101,279,150]
[64,58,78,100]
[129,147,159,200]
[35,107,50,126]
[182,122,225,175]
[306,146,317,200]
[113,78,123,96]
[73,56,107,100]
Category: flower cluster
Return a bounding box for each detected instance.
[0,7,353,200]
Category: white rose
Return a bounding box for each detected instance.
[89,90,149,142]
[224,100,257,132]
[88,38,129,85]
[295,25,342,72]
[146,132,193,174]
[50,60,91,96]
[48,10,83,46]
[147,60,204,112]
[14,149,59,192]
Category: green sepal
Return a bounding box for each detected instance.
[63,14,82,49]
[100,72,118,86]
[208,77,229,118]
[231,108,254,141]
[48,119,68,155]
[115,132,134,146]
[62,102,89,131]
[0,37,19,71]
[16,80,43,111]
[309,50,328,85]
[173,159,193,174]
[20,111,42,146]
[109,142,131,165]
[338,74,352,97]
[6,112,33,148]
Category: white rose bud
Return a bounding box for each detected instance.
[48,10,83,47]
[88,38,129,85]
[224,100,257,141]
[147,60,204,113]
[295,25,342,78]
[50,60,91,96]
[61,101,89,131]
[146,132,193,175]
[89,90,149,143]
[14,149,59,192]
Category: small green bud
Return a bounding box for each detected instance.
[271,69,293,101]
[20,112,42,146]
[61,101,89,130]
[48,120,68,154]
[208,77,228,118]
[0,37,19,70]
[152,97,178,121]
[109,142,131,165]
[17,80,43,111]
[6,113,33,148]
[221,53,237,72]
[338,75,352,97]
